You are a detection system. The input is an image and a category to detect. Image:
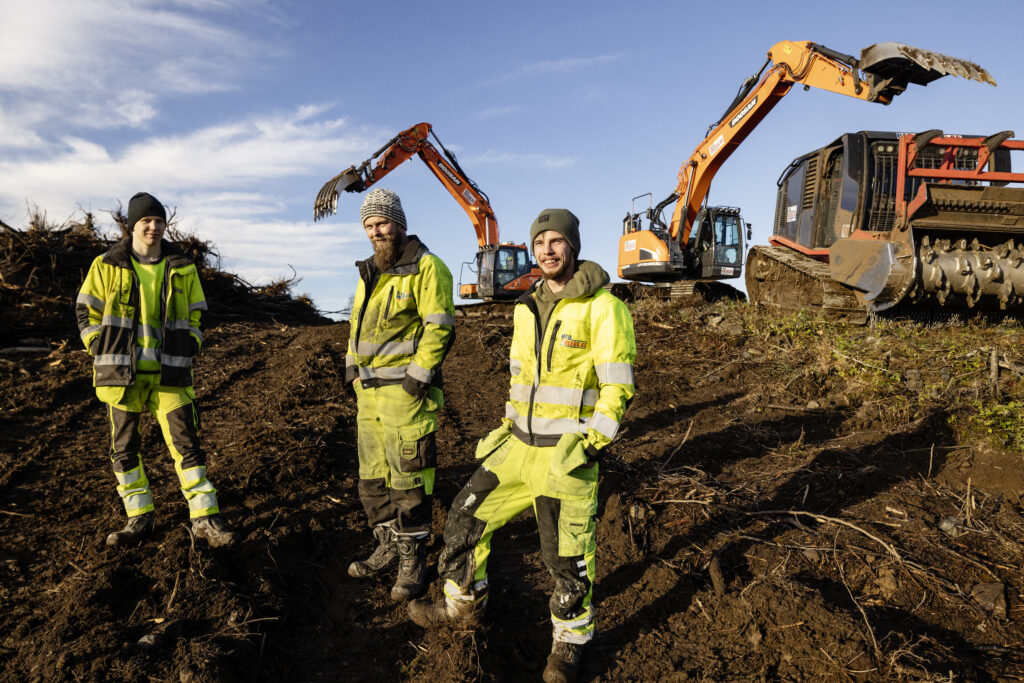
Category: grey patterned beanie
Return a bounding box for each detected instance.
[360,188,406,228]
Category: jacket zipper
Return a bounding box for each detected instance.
[525,298,562,443]
[382,285,394,322]
[546,320,562,373]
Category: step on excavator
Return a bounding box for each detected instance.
[313,122,541,302]
[618,40,996,313]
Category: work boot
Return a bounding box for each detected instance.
[390,535,427,600]
[348,522,398,578]
[542,641,585,683]
[191,515,240,548]
[407,592,485,628]
[106,512,155,547]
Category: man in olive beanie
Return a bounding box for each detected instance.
[409,208,636,683]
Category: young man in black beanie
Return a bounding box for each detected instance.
[76,192,239,548]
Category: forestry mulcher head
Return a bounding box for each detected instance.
[313,166,364,222]
[857,41,996,101]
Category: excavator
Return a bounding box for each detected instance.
[618,40,996,311]
[313,122,541,301]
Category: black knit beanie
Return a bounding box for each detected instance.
[126,192,167,229]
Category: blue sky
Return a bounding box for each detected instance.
[1,0,1020,317]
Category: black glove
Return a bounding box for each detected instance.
[88,338,99,356]
[401,374,429,400]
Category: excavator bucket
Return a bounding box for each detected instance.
[313,167,364,222]
[859,42,995,100]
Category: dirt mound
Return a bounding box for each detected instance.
[3,225,1024,681]
[1,217,327,347]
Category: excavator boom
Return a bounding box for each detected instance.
[667,40,994,246]
[313,122,499,247]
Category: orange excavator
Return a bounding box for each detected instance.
[618,40,995,305]
[313,122,541,301]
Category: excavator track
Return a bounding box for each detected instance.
[609,280,745,303]
[746,246,868,324]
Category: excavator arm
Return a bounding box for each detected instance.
[313,122,500,247]
[667,40,995,246]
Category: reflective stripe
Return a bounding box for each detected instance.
[138,324,162,341]
[345,354,356,367]
[530,415,586,436]
[356,339,417,356]
[596,362,634,385]
[166,319,192,331]
[423,313,455,326]
[357,365,408,381]
[589,412,620,440]
[187,492,218,515]
[509,384,598,408]
[190,327,203,343]
[163,354,192,368]
[80,325,102,341]
[505,402,518,421]
[102,315,133,329]
[189,301,208,311]
[406,362,433,383]
[77,292,105,310]
[510,359,521,376]
[124,492,154,513]
[137,347,161,363]
[552,608,594,645]
[114,466,144,486]
[96,354,132,366]
[180,466,207,488]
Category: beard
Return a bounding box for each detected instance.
[372,234,401,271]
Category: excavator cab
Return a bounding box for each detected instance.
[687,207,747,278]
[462,243,538,301]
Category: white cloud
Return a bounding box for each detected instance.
[489,54,621,84]
[0,105,381,215]
[462,150,577,170]
[476,105,527,119]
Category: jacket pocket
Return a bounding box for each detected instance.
[397,419,437,473]
[475,424,513,459]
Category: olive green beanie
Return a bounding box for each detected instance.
[529,209,580,256]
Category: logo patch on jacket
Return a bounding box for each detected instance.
[396,291,413,301]
[559,333,588,349]
[173,287,184,294]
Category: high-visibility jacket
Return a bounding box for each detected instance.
[76,239,206,387]
[505,263,636,453]
[346,235,455,396]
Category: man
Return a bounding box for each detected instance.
[345,188,455,600]
[408,209,636,683]
[76,192,239,548]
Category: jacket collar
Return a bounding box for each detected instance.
[103,238,192,269]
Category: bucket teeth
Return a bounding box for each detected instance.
[860,42,996,87]
[313,167,363,222]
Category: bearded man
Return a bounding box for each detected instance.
[344,188,455,600]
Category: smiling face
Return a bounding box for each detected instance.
[533,229,576,288]
[132,216,166,249]
[363,215,407,270]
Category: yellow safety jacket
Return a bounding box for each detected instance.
[505,262,636,453]
[346,236,455,396]
[76,239,206,387]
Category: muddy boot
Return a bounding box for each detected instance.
[542,641,584,683]
[390,535,427,601]
[348,522,398,578]
[106,512,155,547]
[408,583,487,628]
[191,515,240,548]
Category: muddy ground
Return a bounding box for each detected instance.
[3,225,1024,681]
